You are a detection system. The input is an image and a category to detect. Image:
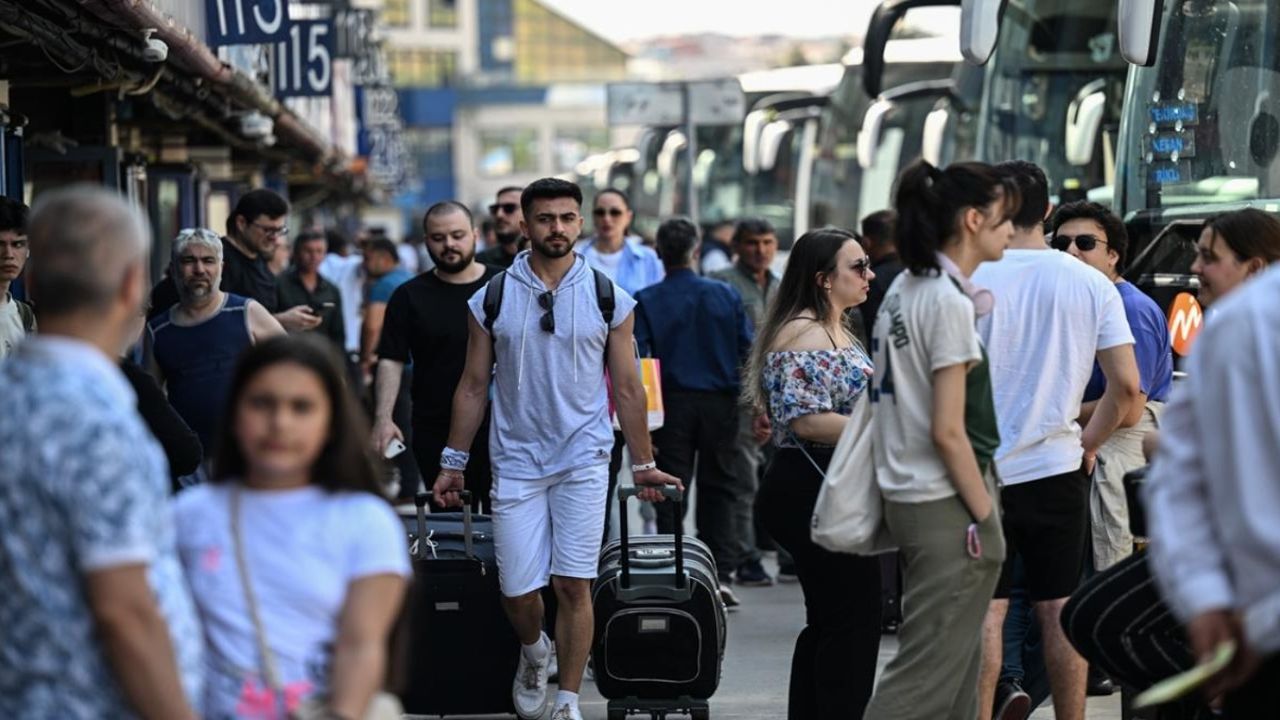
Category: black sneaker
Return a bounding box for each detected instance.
[719,585,741,611]
[736,559,775,587]
[1087,666,1115,696]
[993,679,1031,720]
[777,561,799,583]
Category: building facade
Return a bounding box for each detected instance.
[386,0,627,219]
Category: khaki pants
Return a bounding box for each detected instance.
[866,470,1006,720]
[1091,402,1164,571]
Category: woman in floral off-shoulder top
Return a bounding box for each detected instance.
[742,228,882,720]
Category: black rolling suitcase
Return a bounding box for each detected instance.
[592,486,726,720]
[398,491,519,716]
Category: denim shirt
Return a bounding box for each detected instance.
[577,237,665,297]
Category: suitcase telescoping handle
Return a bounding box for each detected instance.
[414,490,474,561]
[617,485,685,591]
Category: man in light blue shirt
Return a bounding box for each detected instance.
[0,186,203,719]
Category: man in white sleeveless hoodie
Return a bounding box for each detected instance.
[433,178,680,720]
[972,161,1141,720]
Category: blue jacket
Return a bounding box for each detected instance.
[634,269,753,394]
[577,237,665,297]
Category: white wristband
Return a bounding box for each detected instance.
[631,461,657,473]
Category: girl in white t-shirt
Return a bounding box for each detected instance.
[173,334,410,720]
[743,228,882,719]
[865,160,1019,720]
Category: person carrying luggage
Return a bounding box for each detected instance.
[432,178,681,720]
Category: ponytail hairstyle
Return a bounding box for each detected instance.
[742,227,860,414]
[894,160,1020,275]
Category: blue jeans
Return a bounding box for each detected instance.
[1001,557,1050,711]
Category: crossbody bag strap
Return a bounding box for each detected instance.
[230,488,285,695]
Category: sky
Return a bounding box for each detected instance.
[538,0,885,42]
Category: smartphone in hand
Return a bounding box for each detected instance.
[384,438,407,459]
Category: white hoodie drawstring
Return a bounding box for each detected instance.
[517,285,532,391]
[572,283,579,383]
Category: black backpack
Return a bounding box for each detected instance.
[481,268,616,335]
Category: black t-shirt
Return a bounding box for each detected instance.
[149,237,277,318]
[377,266,499,430]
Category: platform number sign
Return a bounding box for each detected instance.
[273,21,334,97]
[206,0,289,46]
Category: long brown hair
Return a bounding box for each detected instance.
[212,334,383,495]
[742,227,859,413]
[1202,208,1280,264]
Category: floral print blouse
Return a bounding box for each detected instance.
[762,345,874,448]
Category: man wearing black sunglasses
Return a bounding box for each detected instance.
[1052,201,1172,574]
[972,161,1142,720]
[478,186,525,270]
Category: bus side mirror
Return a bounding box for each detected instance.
[960,0,1003,65]
[1119,0,1165,66]
[922,107,951,166]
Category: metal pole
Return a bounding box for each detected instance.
[683,82,698,224]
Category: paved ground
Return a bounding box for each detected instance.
[420,553,1123,719]
[416,470,1123,719]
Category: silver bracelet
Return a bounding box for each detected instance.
[440,447,470,471]
[631,460,657,473]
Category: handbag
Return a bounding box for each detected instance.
[230,489,403,720]
[609,339,666,432]
[797,392,897,555]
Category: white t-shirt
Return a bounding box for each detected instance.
[172,484,410,718]
[972,249,1134,485]
[872,272,984,503]
[584,247,624,281]
[0,294,25,359]
[319,254,364,353]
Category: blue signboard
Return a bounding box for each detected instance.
[206,0,290,46]
[273,20,334,98]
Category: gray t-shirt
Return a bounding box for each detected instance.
[468,253,636,480]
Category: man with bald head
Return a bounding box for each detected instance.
[0,186,203,719]
[373,200,499,506]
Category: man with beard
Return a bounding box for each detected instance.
[149,190,320,333]
[147,228,285,462]
[432,178,681,720]
[373,202,499,505]
[477,186,524,269]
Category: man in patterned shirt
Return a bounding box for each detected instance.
[0,186,203,718]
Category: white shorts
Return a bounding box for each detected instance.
[490,464,609,598]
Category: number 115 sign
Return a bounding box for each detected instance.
[207,0,289,46]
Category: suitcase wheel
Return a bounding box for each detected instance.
[690,709,710,720]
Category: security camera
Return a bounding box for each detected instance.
[141,29,168,63]
[240,111,274,139]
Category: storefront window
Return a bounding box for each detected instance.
[479,128,539,176]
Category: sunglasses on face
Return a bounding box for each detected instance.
[593,207,626,218]
[852,258,871,278]
[489,203,519,216]
[538,291,555,333]
[1051,234,1108,252]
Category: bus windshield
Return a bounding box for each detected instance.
[978,0,1124,196]
[1119,0,1280,217]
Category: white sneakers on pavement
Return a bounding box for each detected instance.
[549,703,584,720]
[514,632,551,719]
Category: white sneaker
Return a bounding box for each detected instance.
[546,640,559,682]
[513,634,550,719]
[549,703,584,720]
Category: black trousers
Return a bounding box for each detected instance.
[1062,552,1211,719]
[651,391,742,574]
[1226,652,1280,718]
[757,447,882,720]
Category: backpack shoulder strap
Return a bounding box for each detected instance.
[482,271,507,331]
[16,299,35,333]
[592,269,615,326]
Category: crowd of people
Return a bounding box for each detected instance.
[2,153,1279,720]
